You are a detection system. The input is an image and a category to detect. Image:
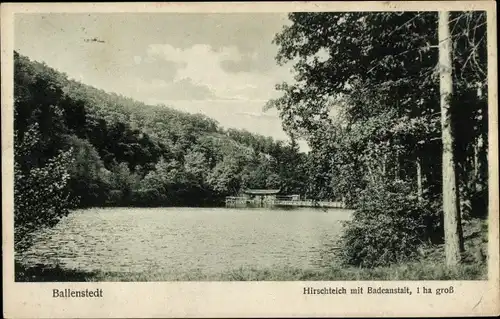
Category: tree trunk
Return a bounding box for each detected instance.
[474,134,484,193]
[416,155,423,202]
[439,11,465,267]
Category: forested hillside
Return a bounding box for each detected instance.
[13,51,309,247]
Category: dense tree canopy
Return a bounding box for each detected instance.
[268,11,487,206]
[267,11,488,267]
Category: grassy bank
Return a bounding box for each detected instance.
[15,218,488,282]
[89,262,487,281]
[15,260,486,282]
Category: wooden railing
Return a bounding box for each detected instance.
[274,200,345,208]
[225,197,346,208]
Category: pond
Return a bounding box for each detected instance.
[19,207,353,275]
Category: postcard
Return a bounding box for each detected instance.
[2,1,498,318]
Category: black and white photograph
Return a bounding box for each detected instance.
[2,1,498,318]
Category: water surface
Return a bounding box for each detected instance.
[20,207,352,274]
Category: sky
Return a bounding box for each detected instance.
[14,13,308,149]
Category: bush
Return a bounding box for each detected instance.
[14,125,77,252]
[337,179,441,268]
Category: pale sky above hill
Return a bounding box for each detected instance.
[14,13,310,150]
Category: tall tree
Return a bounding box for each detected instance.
[268,12,486,266]
[439,11,464,266]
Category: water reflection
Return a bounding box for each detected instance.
[19,207,352,273]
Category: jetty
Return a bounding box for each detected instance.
[225,189,346,208]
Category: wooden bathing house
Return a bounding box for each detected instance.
[243,189,281,205]
[225,189,281,207]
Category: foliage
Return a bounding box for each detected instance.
[269,12,488,266]
[338,179,441,268]
[108,162,141,204]
[14,124,76,252]
[65,135,111,207]
[14,52,309,213]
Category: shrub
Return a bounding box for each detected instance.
[14,125,77,252]
[337,179,441,268]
